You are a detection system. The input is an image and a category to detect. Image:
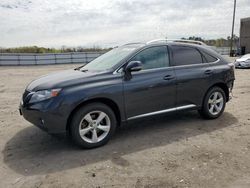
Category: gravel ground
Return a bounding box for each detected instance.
[0,60,250,188]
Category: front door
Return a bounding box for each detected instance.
[123,46,176,120]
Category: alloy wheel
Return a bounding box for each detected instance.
[208,91,224,115]
[79,111,111,143]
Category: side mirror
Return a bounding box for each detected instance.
[126,61,142,72]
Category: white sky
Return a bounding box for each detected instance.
[0,0,250,48]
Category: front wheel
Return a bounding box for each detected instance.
[199,87,226,119]
[70,103,117,149]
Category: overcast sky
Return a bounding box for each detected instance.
[0,0,250,48]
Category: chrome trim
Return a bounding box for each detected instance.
[176,105,196,110]
[206,58,220,64]
[172,59,220,68]
[127,104,196,120]
[113,55,220,75]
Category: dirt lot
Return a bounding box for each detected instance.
[0,60,250,188]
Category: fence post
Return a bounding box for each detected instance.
[54,54,57,64]
[18,54,20,65]
[34,54,37,65]
[85,52,88,63]
[71,53,73,64]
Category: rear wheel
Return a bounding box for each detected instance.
[199,87,226,119]
[70,103,117,148]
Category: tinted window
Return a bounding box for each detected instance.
[172,46,203,66]
[201,51,218,62]
[131,46,169,70]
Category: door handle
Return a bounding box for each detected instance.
[204,70,213,75]
[163,75,175,80]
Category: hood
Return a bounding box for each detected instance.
[26,69,107,91]
[236,54,250,62]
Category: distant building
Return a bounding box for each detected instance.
[240,17,250,54]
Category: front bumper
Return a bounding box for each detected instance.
[20,105,48,132]
[235,61,250,68]
[19,100,68,134]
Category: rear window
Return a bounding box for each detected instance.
[172,46,203,66]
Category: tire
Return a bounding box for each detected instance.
[199,87,226,119]
[70,103,117,149]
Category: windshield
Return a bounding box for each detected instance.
[80,45,139,71]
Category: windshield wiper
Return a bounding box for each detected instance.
[80,69,88,72]
[74,65,88,72]
[74,66,82,70]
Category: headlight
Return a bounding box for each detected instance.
[29,88,61,103]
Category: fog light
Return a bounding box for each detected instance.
[40,118,45,126]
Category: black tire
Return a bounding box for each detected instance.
[70,103,117,149]
[199,87,226,119]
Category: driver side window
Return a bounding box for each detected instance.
[130,46,169,70]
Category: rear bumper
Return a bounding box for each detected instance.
[227,80,234,102]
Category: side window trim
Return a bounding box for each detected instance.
[131,66,174,75]
[196,48,207,63]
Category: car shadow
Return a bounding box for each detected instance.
[2,111,238,175]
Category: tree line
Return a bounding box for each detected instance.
[181,35,239,47]
[0,46,112,53]
[0,36,239,53]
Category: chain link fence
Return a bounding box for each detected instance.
[0,52,105,66]
[0,47,232,66]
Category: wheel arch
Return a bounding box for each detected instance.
[204,82,229,103]
[66,97,121,132]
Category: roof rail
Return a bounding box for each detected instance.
[146,39,207,46]
[123,42,145,46]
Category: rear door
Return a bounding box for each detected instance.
[123,45,176,119]
[169,45,212,107]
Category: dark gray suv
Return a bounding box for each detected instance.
[20,40,235,148]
